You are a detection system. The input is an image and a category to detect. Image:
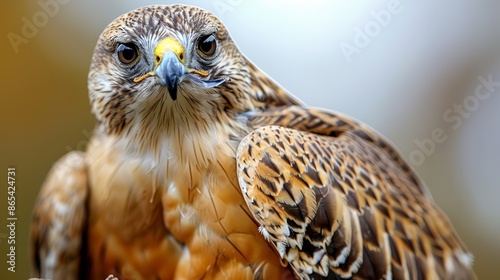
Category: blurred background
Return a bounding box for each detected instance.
[1,0,499,279]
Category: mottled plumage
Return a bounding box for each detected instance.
[31,4,475,280]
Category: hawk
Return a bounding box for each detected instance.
[30,4,476,280]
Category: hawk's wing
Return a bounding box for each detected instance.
[237,106,475,279]
[30,151,89,280]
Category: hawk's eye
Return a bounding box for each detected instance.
[197,34,217,57]
[117,43,139,64]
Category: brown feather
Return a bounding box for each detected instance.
[237,107,476,279]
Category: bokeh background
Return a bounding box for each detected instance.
[1,0,499,279]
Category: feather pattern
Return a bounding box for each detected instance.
[237,107,476,279]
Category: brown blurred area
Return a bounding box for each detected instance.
[1,1,499,279]
[1,2,94,279]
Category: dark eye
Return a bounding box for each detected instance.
[117,43,139,64]
[197,34,217,57]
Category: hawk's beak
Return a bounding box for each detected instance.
[133,37,228,101]
[154,38,188,101]
[155,51,186,101]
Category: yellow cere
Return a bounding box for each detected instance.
[155,37,185,63]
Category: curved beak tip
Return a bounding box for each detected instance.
[155,51,187,100]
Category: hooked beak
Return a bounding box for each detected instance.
[134,37,228,101]
[155,50,186,101]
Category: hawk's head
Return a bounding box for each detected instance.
[89,5,297,135]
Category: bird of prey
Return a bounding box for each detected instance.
[30,4,476,280]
